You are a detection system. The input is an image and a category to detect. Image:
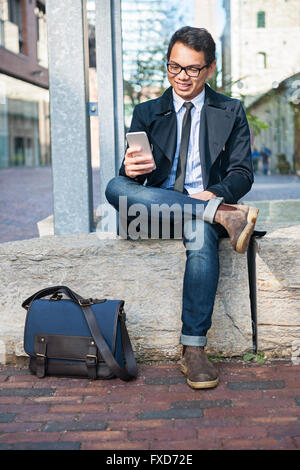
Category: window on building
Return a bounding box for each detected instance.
[35,1,45,41]
[8,0,23,52]
[34,1,48,67]
[8,0,21,27]
[0,19,4,46]
[13,136,25,166]
[257,11,265,28]
[257,52,267,69]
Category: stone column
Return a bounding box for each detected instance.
[46,0,94,234]
[95,0,125,232]
[0,78,9,168]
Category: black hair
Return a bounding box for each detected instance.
[167,26,216,65]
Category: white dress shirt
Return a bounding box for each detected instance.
[161,87,205,194]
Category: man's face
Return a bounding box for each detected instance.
[167,42,216,100]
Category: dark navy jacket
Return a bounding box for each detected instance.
[119,83,254,204]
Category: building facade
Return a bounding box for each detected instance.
[194,0,217,40]
[221,0,300,104]
[248,72,300,174]
[0,0,50,168]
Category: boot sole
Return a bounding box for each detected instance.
[235,207,259,254]
[181,363,219,389]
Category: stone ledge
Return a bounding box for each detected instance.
[0,226,299,364]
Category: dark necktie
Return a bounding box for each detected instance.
[174,101,194,193]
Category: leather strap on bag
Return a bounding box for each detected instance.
[80,303,137,381]
[22,285,138,381]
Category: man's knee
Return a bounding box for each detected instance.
[105,176,121,203]
[106,176,132,209]
[184,219,219,251]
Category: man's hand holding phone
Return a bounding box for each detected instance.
[124,147,156,178]
[125,132,156,179]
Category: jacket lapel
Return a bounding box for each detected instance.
[150,87,177,164]
[200,84,236,188]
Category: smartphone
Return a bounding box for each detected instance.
[126,131,156,170]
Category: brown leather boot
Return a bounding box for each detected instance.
[214,203,259,254]
[181,346,219,389]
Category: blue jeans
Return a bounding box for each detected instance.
[105,176,224,347]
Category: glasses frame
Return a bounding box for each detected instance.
[166,62,210,78]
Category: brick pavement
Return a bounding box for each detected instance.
[0,360,299,450]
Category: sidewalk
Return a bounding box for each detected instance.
[0,360,299,450]
[0,167,300,450]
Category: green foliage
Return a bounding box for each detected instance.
[276,153,291,174]
[246,114,269,136]
[243,352,267,364]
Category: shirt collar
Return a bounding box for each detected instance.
[172,87,205,113]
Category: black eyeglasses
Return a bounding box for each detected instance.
[167,62,209,78]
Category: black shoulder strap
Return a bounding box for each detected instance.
[22,285,84,309]
[79,303,138,382]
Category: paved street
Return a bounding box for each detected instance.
[0,166,99,243]
[0,166,299,243]
[242,174,300,202]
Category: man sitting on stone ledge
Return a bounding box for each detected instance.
[105,26,259,390]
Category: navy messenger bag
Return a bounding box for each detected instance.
[22,285,138,381]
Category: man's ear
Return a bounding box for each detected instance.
[207,60,217,79]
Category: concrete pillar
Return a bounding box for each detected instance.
[95,0,125,232]
[0,78,9,168]
[46,0,93,234]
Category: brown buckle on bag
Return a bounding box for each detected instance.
[86,354,98,363]
[50,293,63,301]
[78,298,93,306]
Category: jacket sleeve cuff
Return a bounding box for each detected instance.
[206,184,227,200]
